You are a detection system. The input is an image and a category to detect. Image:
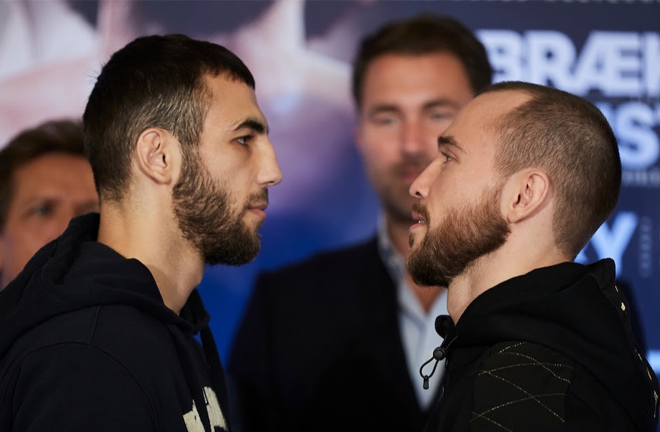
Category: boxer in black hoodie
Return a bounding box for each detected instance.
[0,34,281,432]
[407,81,658,431]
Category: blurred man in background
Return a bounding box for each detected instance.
[229,13,493,432]
[0,119,98,289]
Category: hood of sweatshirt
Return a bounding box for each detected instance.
[0,212,210,360]
[438,259,658,431]
[0,213,226,432]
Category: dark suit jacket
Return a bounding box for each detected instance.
[228,237,439,432]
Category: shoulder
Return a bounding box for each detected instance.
[3,304,179,382]
[256,237,382,289]
[0,304,187,424]
[231,236,392,357]
[468,341,639,431]
[471,341,574,430]
[1,341,156,430]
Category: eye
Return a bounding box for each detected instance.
[371,114,398,127]
[428,108,457,124]
[28,202,55,218]
[441,152,453,163]
[236,135,252,146]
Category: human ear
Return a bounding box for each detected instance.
[502,169,550,224]
[135,128,177,186]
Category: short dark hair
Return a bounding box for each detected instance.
[83,34,255,201]
[489,81,621,259]
[0,119,85,230]
[352,13,493,108]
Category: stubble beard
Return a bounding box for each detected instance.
[172,151,263,266]
[406,185,510,287]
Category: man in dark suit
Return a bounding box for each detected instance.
[227,14,493,432]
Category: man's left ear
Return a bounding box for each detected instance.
[135,128,179,186]
[501,169,550,223]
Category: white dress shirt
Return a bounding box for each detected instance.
[377,217,448,409]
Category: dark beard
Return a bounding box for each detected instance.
[406,186,510,287]
[172,151,263,266]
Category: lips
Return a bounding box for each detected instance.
[411,202,429,225]
[248,202,268,211]
[411,211,426,224]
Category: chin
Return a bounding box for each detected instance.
[408,232,422,249]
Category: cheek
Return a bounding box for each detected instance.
[28,224,60,251]
[359,124,399,150]
[425,179,462,220]
[361,142,400,172]
[19,218,66,249]
[1,229,41,271]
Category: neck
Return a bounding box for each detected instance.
[97,201,204,314]
[446,235,569,323]
[385,213,444,314]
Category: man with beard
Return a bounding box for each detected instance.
[408,81,658,431]
[229,14,492,432]
[0,34,281,432]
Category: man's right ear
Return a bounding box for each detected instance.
[135,128,179,186]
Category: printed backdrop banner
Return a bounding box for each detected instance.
[1,0,659,371]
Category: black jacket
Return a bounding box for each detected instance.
[0,214,230,432]
[425,259,659,432]
[228,237,438,432]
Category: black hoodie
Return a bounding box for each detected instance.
[424,259,659,432]
[0,214,230,432]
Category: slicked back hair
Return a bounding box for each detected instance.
[0,119,86,230]
[352,13,493,109]
[488,81,621,259]
[83,34,255,201]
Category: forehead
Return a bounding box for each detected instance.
[451,91,531,134]
[360,52,473,105]
[442,90,531,151]
[203,73,266,128]
[13,152,90,181]
[10,152,95,198]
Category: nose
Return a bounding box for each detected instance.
[401,120,424,157]
[258,139,283,187]
[409,161,436,199]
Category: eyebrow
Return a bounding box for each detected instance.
[233,117,268,135]
[423,98,463,111]
[437,135,464,152]
[368,98,462,116]
[367,104,399,116]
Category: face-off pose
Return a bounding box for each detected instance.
[228,14,492,432]
[0,34,281,432]
[408,81,659,432]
